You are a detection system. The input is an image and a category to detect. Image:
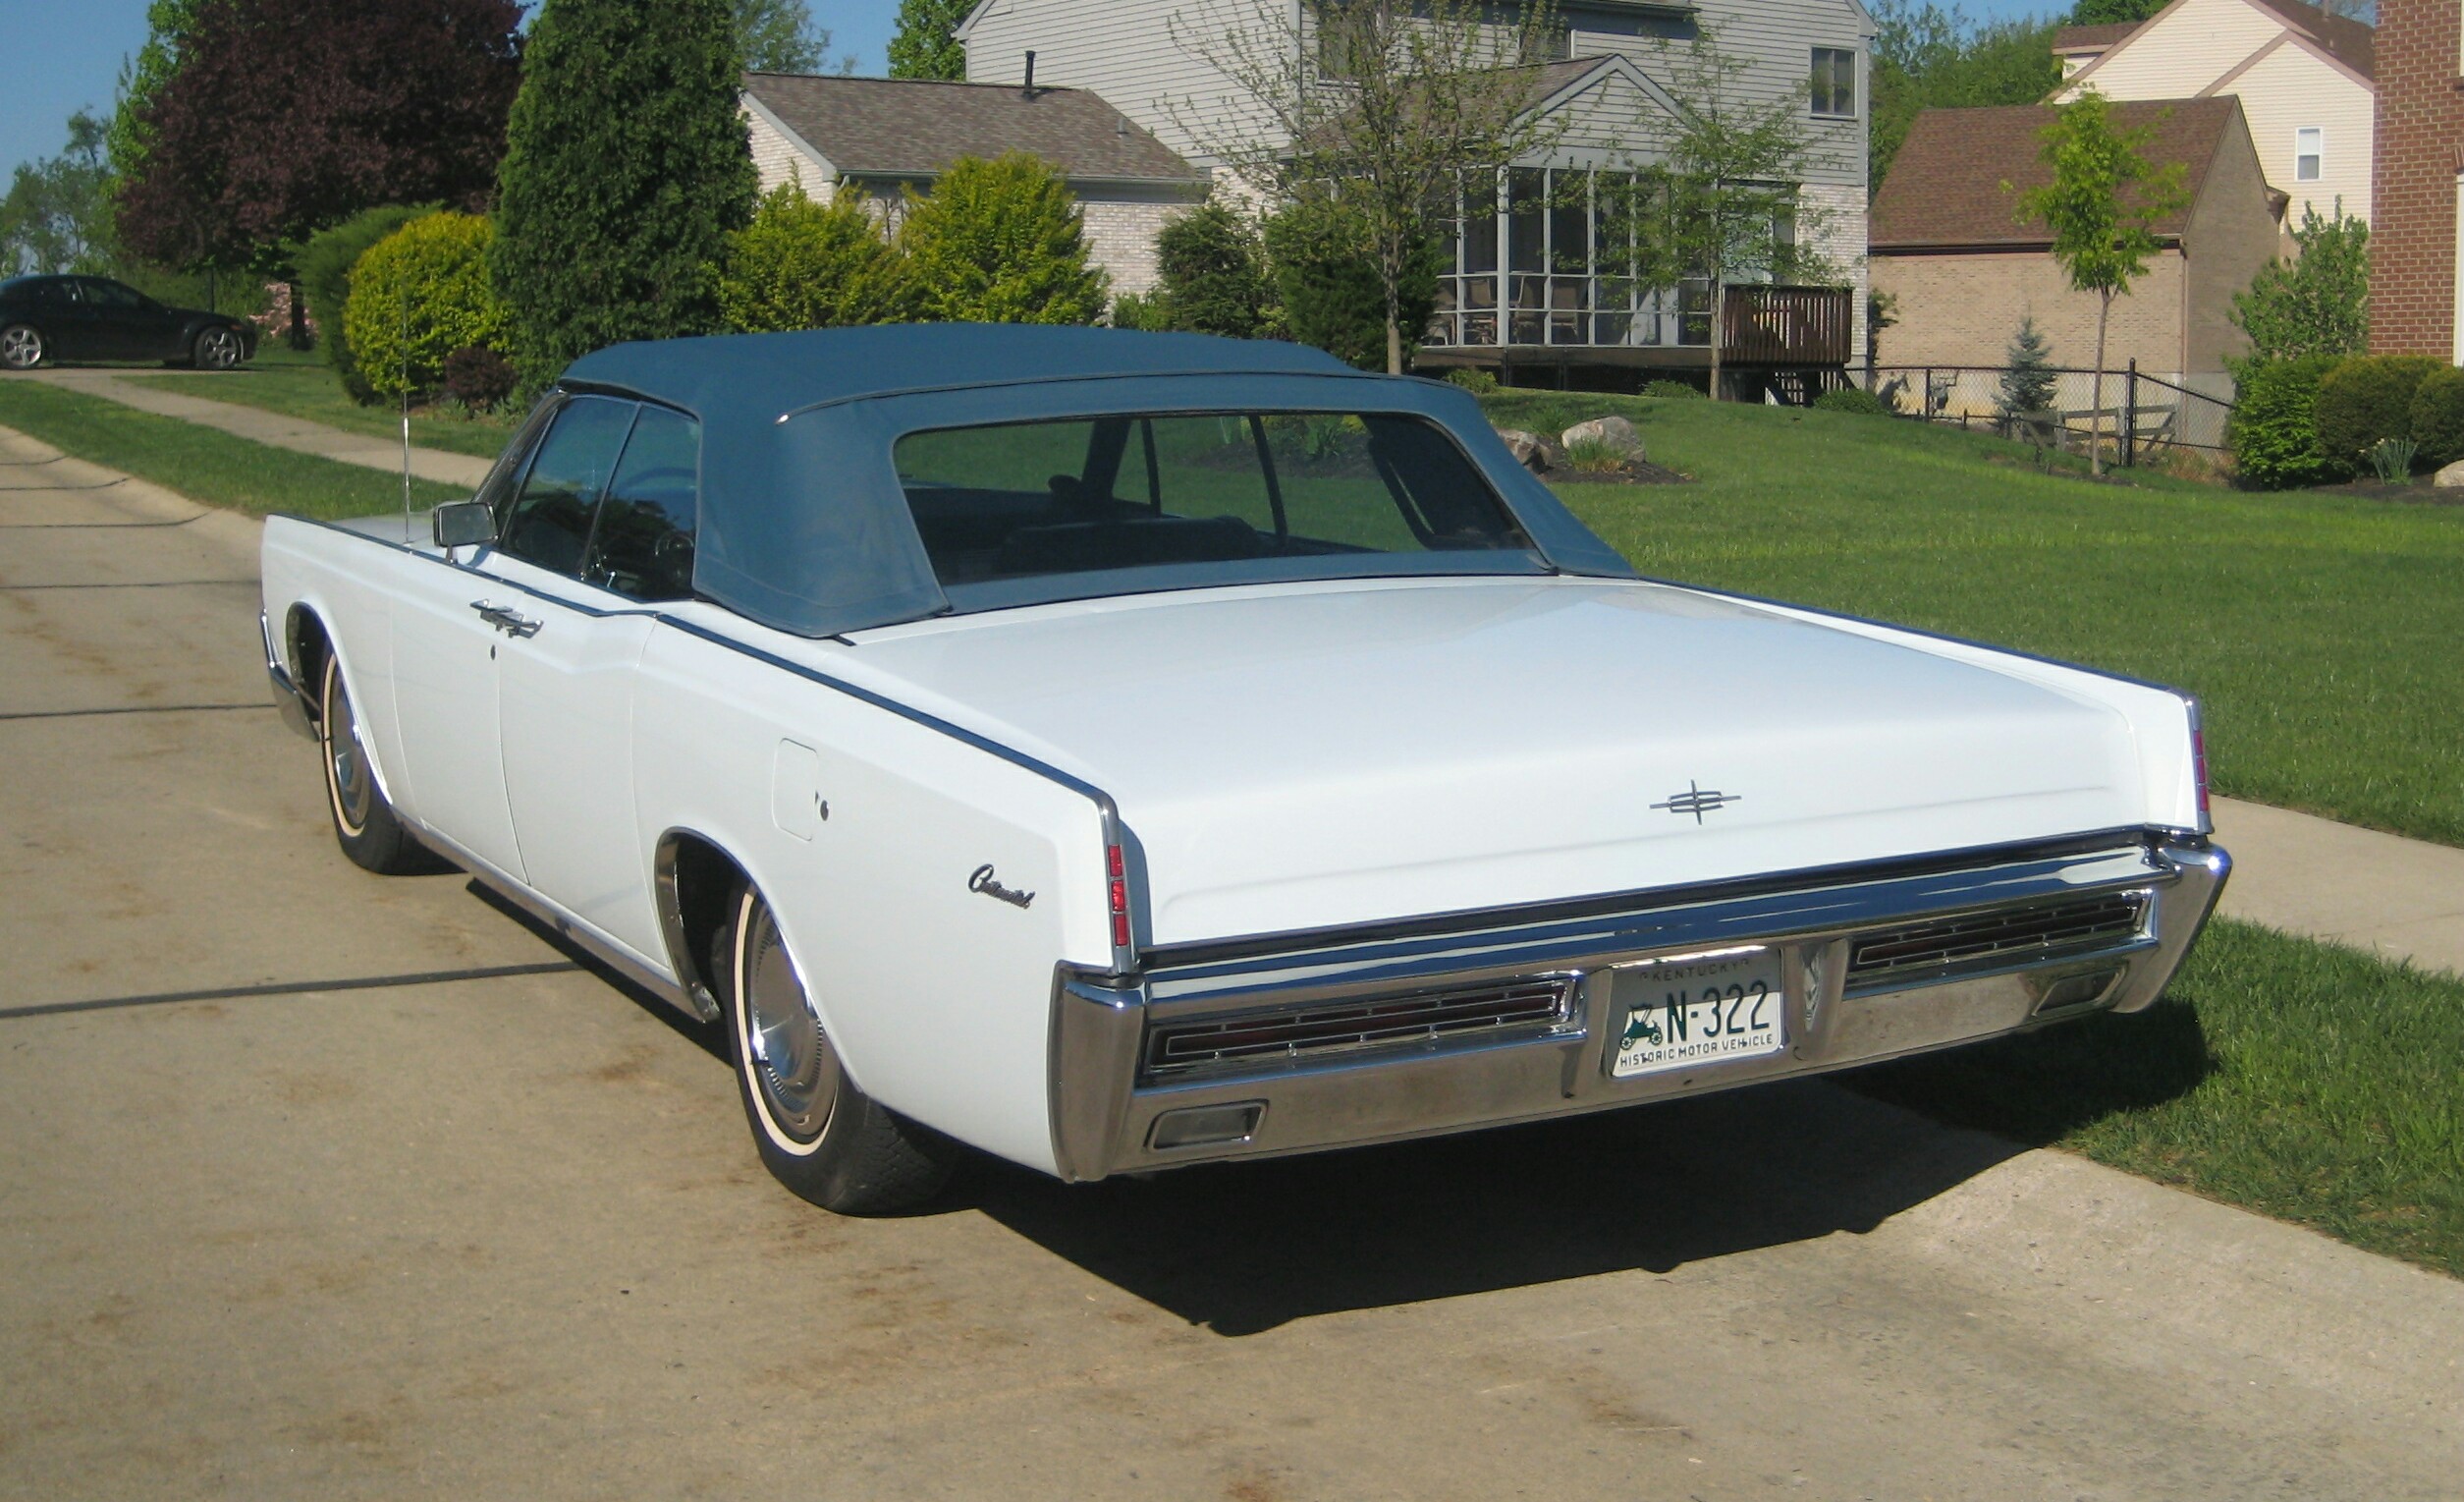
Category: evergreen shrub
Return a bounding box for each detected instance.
[1645,378,1706,400]
[1154,202,1273,339]
[2227,354,2348,489]
[298,204,435,403]
[898,152,1108,324]
[2407,365,2464,471]
[718,181,907,333]
[2314,355,2441,468]
[1813,385,1889,416]
[1261,196,1436,371]
[344,211,514,401]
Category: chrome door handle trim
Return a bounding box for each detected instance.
[469,601,543,639]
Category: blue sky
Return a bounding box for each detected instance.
[1,0,2065,181]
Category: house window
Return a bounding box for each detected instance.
[2295,127,2324,182]
[1811,47,1857,118]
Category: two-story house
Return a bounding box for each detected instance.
[954,0,1876,393]
[2052,0,2375,231]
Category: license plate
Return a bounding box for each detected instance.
[1610,947,1786,1079]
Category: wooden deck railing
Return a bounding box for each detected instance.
[1721,286,1853,366]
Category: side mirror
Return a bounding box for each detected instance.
[432,500,497,550]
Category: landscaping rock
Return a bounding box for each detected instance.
[1561,415,1646,461]
[2437,459,2464,488]
[1495,428,1564,473]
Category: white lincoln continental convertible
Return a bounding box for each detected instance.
[259,326,2230,1212]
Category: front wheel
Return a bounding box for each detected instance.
[717,883,956,1214]
[0,324,43,370]
[192,326,244,371]
[319,652,430,874]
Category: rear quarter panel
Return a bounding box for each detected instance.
[633,611,1116,1174]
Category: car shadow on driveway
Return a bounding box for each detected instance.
[963,1077,2027,1336]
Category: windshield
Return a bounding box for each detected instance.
[893,411,1533,589]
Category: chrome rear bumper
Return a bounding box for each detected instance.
[1047,833,2229,1182]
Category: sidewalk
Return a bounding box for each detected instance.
[2210,798,2464,975]
[18,367,493,489]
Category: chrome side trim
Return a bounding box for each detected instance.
[260,609,316,742]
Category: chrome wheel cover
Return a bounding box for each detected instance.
[739,896,840,1146]
[323,664,372,835]
[197,328,240,370]
[0,326,40,369]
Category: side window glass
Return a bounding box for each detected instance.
[80,279,138,309]
[478,396,562,521]
[498,396,635,576]
[585,406,700,601]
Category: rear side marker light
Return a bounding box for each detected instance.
[2192,725,2210,816]
[1106,843,1130,950]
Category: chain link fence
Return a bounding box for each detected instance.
[1856,363,2236,460]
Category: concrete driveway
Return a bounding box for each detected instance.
[3,423,2459,1501]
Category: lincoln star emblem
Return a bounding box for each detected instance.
[1652,780,1742,823]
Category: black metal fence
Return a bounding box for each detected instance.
[1856,362,2236,460]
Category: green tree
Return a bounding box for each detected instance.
[491,0,758,388]
[298,203,436,401]
[1262,195,1438,370]
[0,111,117,276]
[2065,0,2163,23]
[718,180,907,331]
[736,0,849,74]
[1619,28,1840,400]
[2013,90,2189,475]
[1869,2,2060,193]
[896,153,1108,324]
[1177,0,1569,374]
[1997,315,2058,419]
[106,0,214,185]
[2231,201,2368,362]
[887,0,972,81]
[1152,200,1274,339]
[345,211,515,400]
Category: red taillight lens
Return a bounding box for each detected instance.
[1106,843,1130,950]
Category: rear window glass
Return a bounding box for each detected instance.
[893,412,1530,587]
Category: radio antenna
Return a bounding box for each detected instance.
[400,288,412,541]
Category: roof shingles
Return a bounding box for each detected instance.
[1871,97,2240,250]
[742,73,1206,185]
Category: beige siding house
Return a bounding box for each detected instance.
[957,0,1876,391]
[739,73,1209,295]
[2052,0,2374,230]
[1870,96,2282,393]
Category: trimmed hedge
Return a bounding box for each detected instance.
[2314,355,2442,469]
[2227,354,2347,489]
[1813,385,1889,416]
[344,212,515,402]
[2409,365,2464,471]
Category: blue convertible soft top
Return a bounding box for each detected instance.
[560,325,1635,638]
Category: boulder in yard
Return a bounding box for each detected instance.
[1495,428,1564,473]
[2437,459,2464,488]
[1561,415,1646,460]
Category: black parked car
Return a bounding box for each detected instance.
[0,274,256,371]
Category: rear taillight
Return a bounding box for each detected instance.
[1107,843,1130,950]
[2193,725,2210,816]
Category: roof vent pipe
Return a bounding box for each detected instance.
[1023,51,1037,97]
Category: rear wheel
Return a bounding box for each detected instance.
[0,324,42,370]
[717,883,956,1214]
[318,652,429,874]
[192,326,244,371]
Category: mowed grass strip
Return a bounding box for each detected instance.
[0,376,465,519]
[1494,392,2464,848]
[1852,919,2464,1279]
[121,356,517,460]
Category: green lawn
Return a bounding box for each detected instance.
[1854,919,2464,1279]
[122,355,518,460]
[0,377,466,519]
[1494,392,2464,849]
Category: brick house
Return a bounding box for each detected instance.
[2050,0,2375,232]
[1870,96,2282,393]
[739,73,1210,295]
[2367,0,2464,359]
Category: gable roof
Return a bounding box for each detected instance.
[1871,96,2243,250]
[740,73,1206,186]
[2052,22,2138,57]
[2059,0,2372,89]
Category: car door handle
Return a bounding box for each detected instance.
[469,601,543,639]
